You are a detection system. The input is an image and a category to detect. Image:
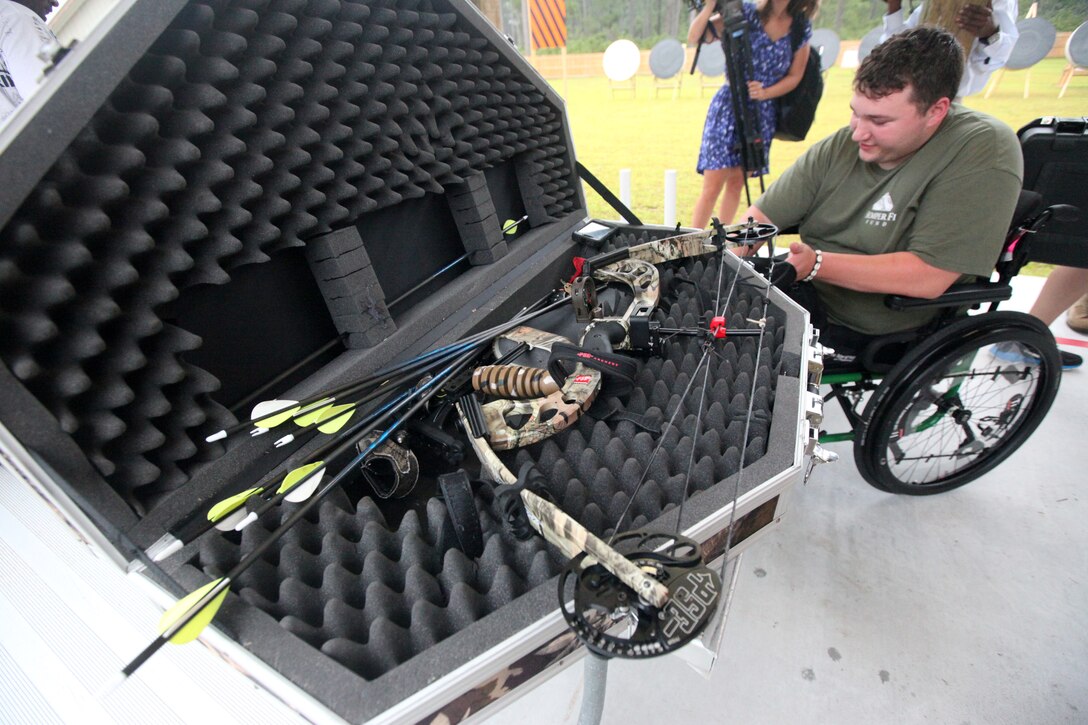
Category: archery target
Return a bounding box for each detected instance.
[695,40,725,77]
[649,38,685,79]
[1066,21,1088,68]
[1007,17,1057,70]
[857,26,884,62]
[811,27,840,72]
[603,39,641,82]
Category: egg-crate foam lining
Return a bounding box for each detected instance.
[191,227,792,684]
[0,0,577,512]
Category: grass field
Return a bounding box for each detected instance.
[552,58,1086,274]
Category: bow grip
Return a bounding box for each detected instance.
[580,319,626,356]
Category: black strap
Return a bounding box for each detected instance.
[789,13,806,51]
[576,161,643,226]
[547,342,639,396]
[438,470,484,558]
[592,403,663,435]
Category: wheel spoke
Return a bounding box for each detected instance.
[863,318,1060,493]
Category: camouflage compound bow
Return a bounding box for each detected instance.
[454,218,783,659]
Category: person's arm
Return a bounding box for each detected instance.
[781,241,963,298]
[747,43,811,100]
[960,0,1019,71]
[881,0,922,39]
[687,1,723,46]
[748,200,966,299]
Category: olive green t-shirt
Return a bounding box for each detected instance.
[755,105,1023,335]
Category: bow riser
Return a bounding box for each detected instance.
[482,366,602,450]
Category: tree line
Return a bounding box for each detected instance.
[490,0,1085,53]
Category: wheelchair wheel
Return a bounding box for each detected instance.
[854,312,1060,495]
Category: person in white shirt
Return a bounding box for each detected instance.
[0,0,59,122]
[881,0,1019,98]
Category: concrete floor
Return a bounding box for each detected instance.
[484,275,1088,725]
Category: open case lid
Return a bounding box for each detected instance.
[0,0,586,538]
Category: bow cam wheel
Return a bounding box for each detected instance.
[557,531,721,658]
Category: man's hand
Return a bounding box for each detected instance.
[786,240,817,279]
[955,0,998,39]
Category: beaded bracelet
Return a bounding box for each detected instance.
[801,249,822,283]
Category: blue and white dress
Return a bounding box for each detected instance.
[697,4,811,175]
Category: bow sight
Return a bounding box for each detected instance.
[569,219,777,356]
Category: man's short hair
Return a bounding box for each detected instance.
[854,27,963,112]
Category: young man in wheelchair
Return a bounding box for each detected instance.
[744,27,1068,493]
[746,27,1039,369]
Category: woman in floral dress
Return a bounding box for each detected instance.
[689,0,819,228]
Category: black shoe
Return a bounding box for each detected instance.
[1060,350,1083,370]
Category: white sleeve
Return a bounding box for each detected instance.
[966,0,1019,73]
[880,5,922,41]
[0,11,57,101]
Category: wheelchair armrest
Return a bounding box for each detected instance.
[884,282,1012,311]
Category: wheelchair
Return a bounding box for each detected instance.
[811,190,1074,495]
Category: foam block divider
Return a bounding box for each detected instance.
[305,226,397,349]
[447,172,507,265]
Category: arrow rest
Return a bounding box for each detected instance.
[558,531,722,659]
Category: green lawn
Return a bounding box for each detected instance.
[555,58,1086,274]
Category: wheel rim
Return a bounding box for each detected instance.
[871,331,1058,491]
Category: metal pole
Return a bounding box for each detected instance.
[619,168,632,210]
[664,169,677,226]
[577,653,609,725]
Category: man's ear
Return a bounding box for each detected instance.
[925,97,952,129]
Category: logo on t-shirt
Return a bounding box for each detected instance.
[864,193,897,227]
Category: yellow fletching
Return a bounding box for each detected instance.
[278,461,325,495]
[252,401,301,429]
[316,404,356,433]
[207,488,261,522]
[293,400,336,427]
[159,579,228,644]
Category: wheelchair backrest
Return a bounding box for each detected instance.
[993,189,1044,283]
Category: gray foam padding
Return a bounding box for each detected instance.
[305,226,397,348]
[173,226,804,721]
[447,172,507,264]
[0,0,580,504]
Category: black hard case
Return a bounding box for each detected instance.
[1018,117,1088,268]
[0,1,810,721]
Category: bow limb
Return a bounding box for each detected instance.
[456,399,517,485]
[454,400,669,608]
[520,489,669,608]
[620,228,720,265]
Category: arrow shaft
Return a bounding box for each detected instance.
[126,347,485,677]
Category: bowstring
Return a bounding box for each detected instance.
[713,240,779,585]
[606,234,742,545]
[671,235,742,534]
